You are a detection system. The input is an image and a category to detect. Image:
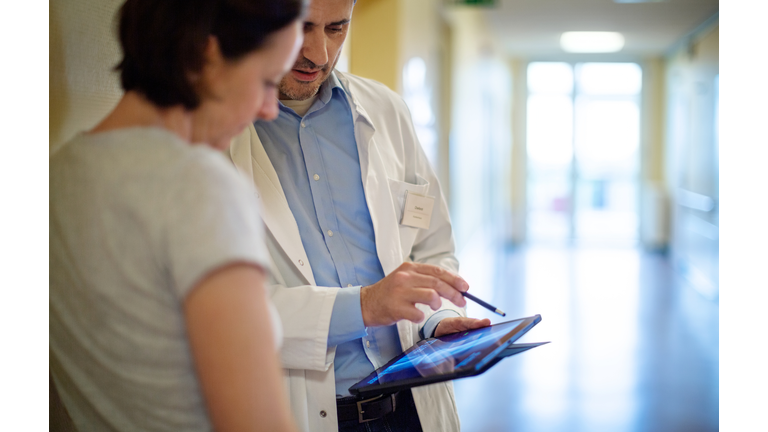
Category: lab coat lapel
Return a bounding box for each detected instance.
[230,124,316,285]
[341,77,403,278]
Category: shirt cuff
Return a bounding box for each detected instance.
[419,309,463,339]
[328,285,367,347]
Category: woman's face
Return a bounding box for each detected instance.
[192,21,303,149]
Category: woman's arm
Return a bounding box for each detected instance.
[184,263,297,432]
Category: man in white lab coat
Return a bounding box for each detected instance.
[229,0,490,431]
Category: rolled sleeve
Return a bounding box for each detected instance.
[328,285,367,347]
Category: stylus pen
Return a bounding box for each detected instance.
[462,291,506,317]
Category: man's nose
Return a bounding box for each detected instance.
[301,29,328,68]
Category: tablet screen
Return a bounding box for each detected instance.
[350,317,532,392]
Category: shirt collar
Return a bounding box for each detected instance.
[317,70,346,105]
[277,70,347,118]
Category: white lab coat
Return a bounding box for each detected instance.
[229,71,464,432]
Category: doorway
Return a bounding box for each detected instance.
[526,62,642,245]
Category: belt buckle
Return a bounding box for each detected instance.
[355,393,397,423]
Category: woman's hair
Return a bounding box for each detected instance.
[116,0,305,110]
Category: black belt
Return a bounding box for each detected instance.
[336,392,400,423]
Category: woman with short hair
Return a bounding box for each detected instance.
[49,1,305,430]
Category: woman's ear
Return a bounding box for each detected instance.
[202,35,225,69]
[194,36,225,98]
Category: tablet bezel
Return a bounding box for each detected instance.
[348,314,542,398]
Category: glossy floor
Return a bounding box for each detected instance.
[453,242,719,432]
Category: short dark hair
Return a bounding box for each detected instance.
[116,0,306,110]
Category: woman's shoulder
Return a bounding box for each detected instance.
[65,127,241,183]
[52,127,254,210]
[173,142,253,197]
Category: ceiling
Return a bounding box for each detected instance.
[479,0,719,59]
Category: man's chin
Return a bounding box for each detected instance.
[279,74,326,101]
[279,85,319,101]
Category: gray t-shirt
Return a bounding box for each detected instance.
[50,127,271,431]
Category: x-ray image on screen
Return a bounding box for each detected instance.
[369,318,525,385]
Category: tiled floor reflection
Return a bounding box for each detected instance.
[453,242,719,432]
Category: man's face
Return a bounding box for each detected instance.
[278,0,355,101]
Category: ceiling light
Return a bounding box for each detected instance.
[560,32,625,53]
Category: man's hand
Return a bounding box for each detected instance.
[433,317,491,337]
[360,262,469,327]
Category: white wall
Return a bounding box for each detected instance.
[50,0,124,152]
[663,23,719,300]
[443,8,513,251]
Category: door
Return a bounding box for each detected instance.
[526,62,642,245]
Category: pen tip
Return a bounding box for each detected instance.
[496,309,506,317]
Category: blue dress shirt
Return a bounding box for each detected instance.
[255,72,454,397]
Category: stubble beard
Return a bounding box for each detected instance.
[278,57,334,101]
[278,78,323,101]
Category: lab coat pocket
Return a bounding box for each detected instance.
[388,175,430,259]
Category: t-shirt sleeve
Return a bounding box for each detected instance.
[162,151,270,300]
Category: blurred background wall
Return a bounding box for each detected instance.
[50,0,124,153]
[664,23,719,301]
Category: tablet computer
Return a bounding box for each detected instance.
[348,314,543,398]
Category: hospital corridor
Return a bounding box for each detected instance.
[342,1,722,430]
[44,0,751,431]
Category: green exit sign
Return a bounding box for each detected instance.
[449,0,496,6]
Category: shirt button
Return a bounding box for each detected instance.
[319,410,327,418]
[347,284,353,287]
[301,122,306,128]
[327,230,334,237]
[366,340,371,348]
[298,259,304,266]
[313,174,320,181]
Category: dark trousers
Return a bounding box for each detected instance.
[337,389,424,432]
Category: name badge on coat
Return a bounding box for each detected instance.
[400,191,435,230]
